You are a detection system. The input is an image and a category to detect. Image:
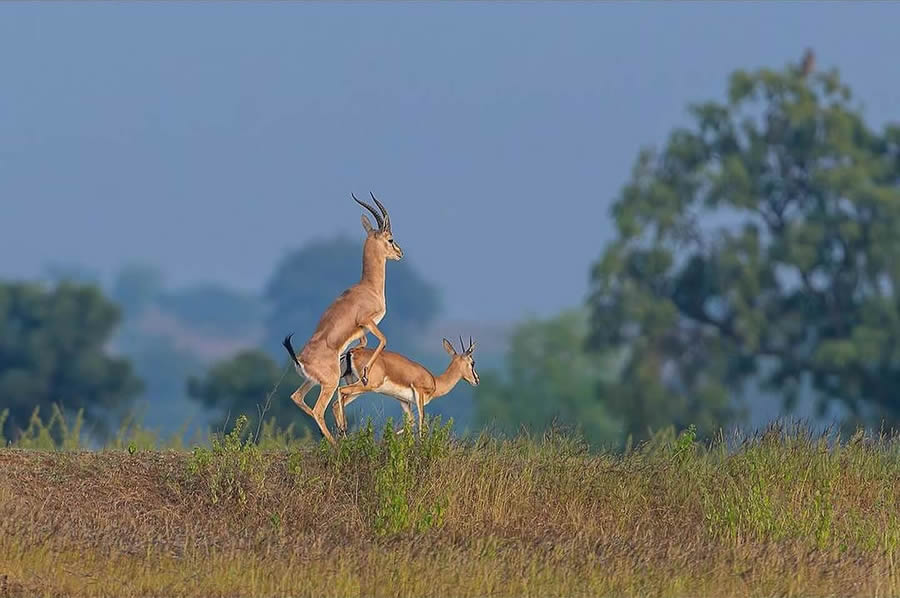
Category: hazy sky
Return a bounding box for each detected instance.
[3,2,898,322]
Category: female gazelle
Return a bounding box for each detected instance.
[333,337,479,436]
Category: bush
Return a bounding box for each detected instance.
[321,415,454,535]
[12,405,84,451]
[187,415,269,505]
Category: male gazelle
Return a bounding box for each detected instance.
[333,337,479,436]
[282,193,402,444]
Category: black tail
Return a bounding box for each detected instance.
[340,350,353,380]
[282,333,301,367]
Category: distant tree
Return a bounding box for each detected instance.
[263,236,441,355]
[588,57,900,438]
[186,350,309,432]
[475,310,621,447]
[157,283,264,337]
[42,262,102,287]
[0,281,143,437]
[124,333,206,428]
[111,263,165,318]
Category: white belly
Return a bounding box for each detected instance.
[378,378,415,403]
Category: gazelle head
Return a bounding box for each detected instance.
[442,336,479,386]
[353,192,403,261]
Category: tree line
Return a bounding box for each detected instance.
[4,58,900,445]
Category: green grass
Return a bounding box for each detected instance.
[1,413,900,596]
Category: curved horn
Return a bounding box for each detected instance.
[352,193,384,230]
[459,335,465,355]
[466,336,476,355]
[370,191,391,231]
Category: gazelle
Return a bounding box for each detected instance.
[282,192,403,444]
[333,336,480,436]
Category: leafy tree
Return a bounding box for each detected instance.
[186,350,309,432]
[475,310,621,447]
[0,281,143,437]
[157,283,263,337]
[124,333,207,433]
[42,262,102,287]
[111,263,164,317]
[264,236,441,355]
[588,57,900,438]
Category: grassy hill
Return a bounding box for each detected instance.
[2,419,899,597]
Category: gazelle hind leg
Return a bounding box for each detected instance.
[332,390,347,436]
[310,383,338,445]
[334,374,372,435]
[290,380,316,419]
[334,386,365,436]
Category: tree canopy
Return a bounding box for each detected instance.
[264,236,441,355]
[0,281,143,437]
[111,263,165,317]
[475,310,620,446]
[187,350,282,414]
[588,59,900,438]
[186,349,314,433]
[157,283,263,337]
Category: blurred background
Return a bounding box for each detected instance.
[3,2,900,447]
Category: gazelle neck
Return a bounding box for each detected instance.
[360,238,386,296]
[433,363,464,398]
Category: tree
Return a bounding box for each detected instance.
[264,236,441,355]
[157,283,263,337]
[0,281,143,437]
[111,263,164,318]
[186,350,308,432]
[42,262,102,287]
[588,57,900,438]
[125,333,206,433]
[475,310,621,447]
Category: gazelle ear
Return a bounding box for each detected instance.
[361,215,375,234]
[442,338,456,356]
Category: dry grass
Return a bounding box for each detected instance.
[1,419,900,597]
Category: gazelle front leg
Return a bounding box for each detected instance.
[397,400,415,435]
[358,318,387,385]
[412,385,427,437]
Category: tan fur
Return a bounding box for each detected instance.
[284,194,402,444]
[334,338,479,436]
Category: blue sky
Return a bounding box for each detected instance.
[2,2,898,322]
